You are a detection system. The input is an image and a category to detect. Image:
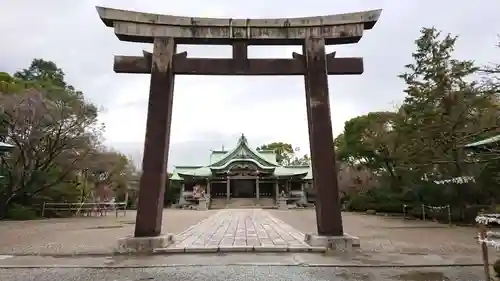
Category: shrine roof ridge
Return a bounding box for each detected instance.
[96,6,382,45]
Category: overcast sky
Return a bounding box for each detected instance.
[1,0,499,170]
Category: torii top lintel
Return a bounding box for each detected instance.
[96,6,381,45]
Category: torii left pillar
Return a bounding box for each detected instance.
[116,37,176,253]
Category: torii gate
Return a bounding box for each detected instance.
[97,6,381,251]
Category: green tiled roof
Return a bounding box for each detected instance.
[209,150,228,164]
[0,142,14,153]
[258,150,278,164]
[464,134,500,148]
[178,167,212,178]
[210,134,278,168]
[170,166,203,180]
[211,158,275,170]
[275,165,312,179]
[170,134,312,180]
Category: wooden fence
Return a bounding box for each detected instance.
[475,213,500,281]
[41,201,128,218]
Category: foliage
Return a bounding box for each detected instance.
[165,174,181,207]
[6,203,38,220]
[494,258,500,277]
[338,28,500,221]
[337,163,377,197]
[290,154,311,165]
[256,142,294,165]
[256,142,310,165]
[0,59,137,219]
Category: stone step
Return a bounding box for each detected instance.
[209,198,277,209]
[257,198,275,207]
[226,198,256,208]
[210,199,227,209]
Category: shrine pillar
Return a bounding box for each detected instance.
[178,183,188,205]
[302,37,343,236]
[226,176,231,200]
[116,37,176,253]
[274,181,279,201]
[256,177,260,200]
[206,179,211,197]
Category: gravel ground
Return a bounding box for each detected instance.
[0,209,217,255]
[1,209,498,267]
[269,210,499,265]
[0,265,488,281]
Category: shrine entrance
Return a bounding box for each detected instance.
[230,179,256,198]
[96,6,382,239]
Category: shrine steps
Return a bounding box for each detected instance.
[256,198,275,208]
[209,198,276,209]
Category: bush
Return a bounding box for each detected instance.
[346,196,405,213]
[406,205,422,219]
[494,258,500,277]
[164,183,181,207]
[346,186,407,214]
[6,204,38,220]
[344,182,499,224]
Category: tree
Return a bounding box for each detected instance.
[79,148,137,202]
[0,59,102,218]
[480,37,500,93]
[397,28,500,205]
[335,112,405,190]
[14,59,66,89]
[257,142,294,165]
[337,28,500,215]
[290,154,311,165]
[337,163,376,196]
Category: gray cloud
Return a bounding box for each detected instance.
[1,0,499,170]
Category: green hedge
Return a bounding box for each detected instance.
[346,192,489,224]
[6,204,38,220]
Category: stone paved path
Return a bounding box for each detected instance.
[157,209,325,253]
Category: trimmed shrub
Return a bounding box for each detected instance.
[6,204,38,220]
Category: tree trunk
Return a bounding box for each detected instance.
[384,160,401,192]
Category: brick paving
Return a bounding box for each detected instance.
[158,209,325,253]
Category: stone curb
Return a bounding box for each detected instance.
[154,246,327,254]
[0,245,327,257]
[0,263,489,269]
[0,252,115,257]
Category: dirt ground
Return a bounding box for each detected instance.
[0,209,496,265]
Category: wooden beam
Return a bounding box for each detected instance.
[97,6,381,30]
[97,6,382,45]
[303,37,344,237]
[232,42,248,60]
[114,53,363,75]
[134,37,176,238]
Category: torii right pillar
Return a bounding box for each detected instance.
[302,37,361,250]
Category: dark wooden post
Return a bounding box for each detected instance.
[303,37,343,236]
[134,37,176,237]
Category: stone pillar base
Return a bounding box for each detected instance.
[277,198,288,210]
[304,233,360,251]
[197,198,209,210]
[178,193,188,206]
[116,234,174,254]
